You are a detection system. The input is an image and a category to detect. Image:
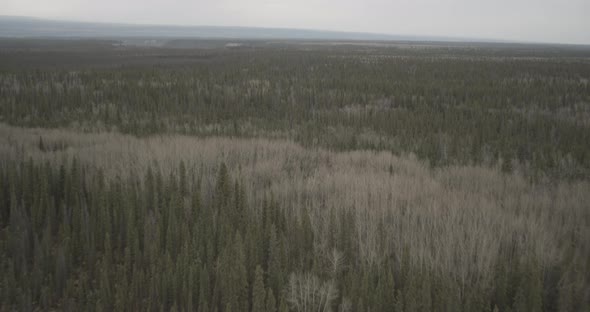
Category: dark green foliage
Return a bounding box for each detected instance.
[1,41,589,310]
[1,42,589,180]
[278,295,289,312]
[252,266,266,312]
[265,288,276,312]
[0,159,325,310]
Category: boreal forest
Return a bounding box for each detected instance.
[0,39,589,311]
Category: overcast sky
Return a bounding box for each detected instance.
[2,0,589,44]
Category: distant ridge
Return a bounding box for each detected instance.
[0,16,475,42]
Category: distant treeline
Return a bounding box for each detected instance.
[1,45,589,180]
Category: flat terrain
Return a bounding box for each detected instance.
[0,39,589,311]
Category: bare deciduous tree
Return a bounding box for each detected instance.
[286,273,338,312]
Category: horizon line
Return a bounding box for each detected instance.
[2,15,589,46]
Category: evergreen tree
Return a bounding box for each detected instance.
[267,224,282,294]
[278,295,289,312]
[252,266,266,312]
[513,284,527,312]
[393,290,404,312]
[265,288,277,312]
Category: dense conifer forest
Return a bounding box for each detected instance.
[0,39,589,311]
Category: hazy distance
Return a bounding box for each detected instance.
[1,0,589,45]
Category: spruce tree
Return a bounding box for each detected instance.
[278,296,288,312]
[265,287,276,312]
[252,265,266,312]
[267,224,282,294]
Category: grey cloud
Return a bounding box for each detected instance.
[1,0,589,44]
